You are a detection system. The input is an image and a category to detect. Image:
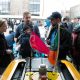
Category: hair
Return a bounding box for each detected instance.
[23,24,32,31]
[63,16,70,21]
[23,11,31,17]
[0,19,5,27]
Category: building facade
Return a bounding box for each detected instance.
[70,4,80,19]
[10,0,44,17]
[0,0,44,17]
[61,10,70,18]
[0,0,10,15]
[10,0,29,15]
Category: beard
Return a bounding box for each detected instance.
[52,22,58,27]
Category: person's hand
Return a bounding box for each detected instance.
[46,39,50,45]
[6,49,12,54]
[15,44,21,51]
[14,38,17,43]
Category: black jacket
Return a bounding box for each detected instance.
[0,33,12,67]
[19,33,31,58]
[47,24,72,59]
[0,33,8,55]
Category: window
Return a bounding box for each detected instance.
[29,4,40,12]
[0,0,10,14]
[29,0,40,3]
[29,0,40,16]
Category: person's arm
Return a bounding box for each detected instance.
[0,40,6,54]
[0,39,12,54]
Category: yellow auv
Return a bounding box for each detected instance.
[61,60,80,80]
[0,59,26,80]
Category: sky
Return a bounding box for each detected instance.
[44,0,80,17]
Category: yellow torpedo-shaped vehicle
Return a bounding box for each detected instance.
[0,58,80,80]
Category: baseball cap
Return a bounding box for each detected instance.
[48,12,62,20]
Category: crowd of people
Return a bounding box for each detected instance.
[0,11,80,75]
